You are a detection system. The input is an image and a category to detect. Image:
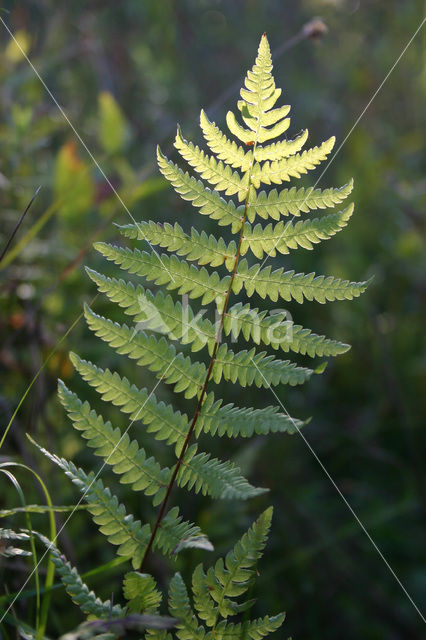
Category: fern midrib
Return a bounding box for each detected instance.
[212,58,270,637]
[139,136,260,572]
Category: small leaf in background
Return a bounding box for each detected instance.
[54,141,95,220]
[11,105,33,134]
[123,572,162,613]
[98,91,128,154]
[5,29,31,63]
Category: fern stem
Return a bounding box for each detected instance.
[139,175,254,571]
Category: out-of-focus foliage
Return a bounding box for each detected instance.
[0,2,424,639]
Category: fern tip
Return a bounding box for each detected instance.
[84,265,98,280]
[93,241,107,254]
[68,351,80,368]
[83,302,95,320]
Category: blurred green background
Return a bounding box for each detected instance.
[0,1,425,638]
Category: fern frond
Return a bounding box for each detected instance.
[46,33,366,631]
[70,353,305,469]
[200,110,253,172]
[169,574,205,640]
[123,572,162,613]
[210,507,272,610]
[224,303,350,357]
[120,207,353,267]
[117,220,237,271]
[197,396,304,438]
[190,508,273,624]
[241,203,354,258]
[251,136,335,187]
[213,614,286,640]
[178,445,267,500]
[32,438,209,565]
[157,149,244,232]
[192,565,217,626]
[85,269,214,353]
[62,370,260,501]
[30,440,151,568]
[70,354,190,455]
[85,270,348,359]
[174,127,249,201]
[212,343,313,387]
[36,533,124,619]
[250,179,353,220]
[169,507,284,640]
[87,304,312,391]
[58,380,170,505]
[94,243,230,309]
[240,102,290,131]
[227,35,285,144]
[234,259,369,304]
[155,506,211,557]
[254,129,308,163]
[84,305,206,399]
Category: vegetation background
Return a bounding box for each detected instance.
[0,1,425,638]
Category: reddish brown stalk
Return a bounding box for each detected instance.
[139,186,252,571]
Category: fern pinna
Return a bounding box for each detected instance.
[33,34,367,636]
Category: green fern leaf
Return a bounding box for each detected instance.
[170,507,284,640]
[227,34,285,144]
[36,533,124,619]
[200,110,253,171]
[70,353,190,455]
[85,269,214,352]
[123,572,162,614]
[178,445,267,500]
[197,396,304,438]
[117,220,237,271]
[94,243,230,309]
[31,437,208,566]
[233,259,369,304]
[206,507,272,616]
[169,573,205,640]
[241,203,354,258]
[155,507,211,557]
[174,127,249,201]
[84,305,207,398]
[254,129,308,163]
[58,380,170,505]
[213,614,286,640]
[212,343,313,387]
[32,443,150,567]
[223,303,350,357]
[251,136,336,187]
[85,270,348,359]
[44,32,367,630]
[60,376,258,501]
[250,179,353,220]
[156,149,244,232]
